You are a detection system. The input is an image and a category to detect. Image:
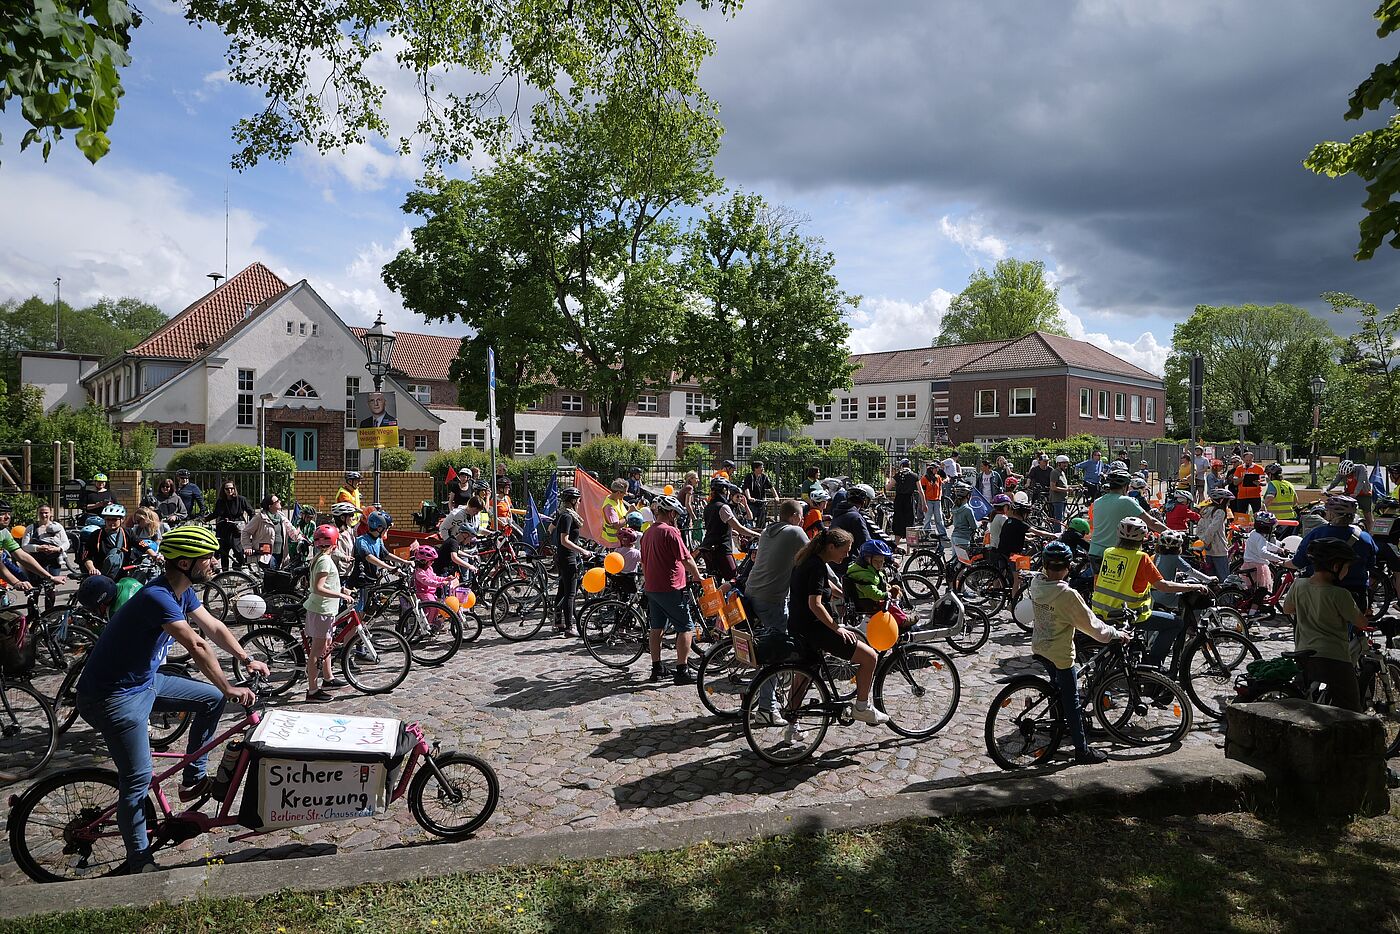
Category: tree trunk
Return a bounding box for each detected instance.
[498,406,517,460]
[717,415,736,461]
[598,396,627,436]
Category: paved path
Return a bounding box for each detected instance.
[1,604,1296,884]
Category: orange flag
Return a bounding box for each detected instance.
[576,469,611,545]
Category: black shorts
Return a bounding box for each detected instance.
[792,622,857,661]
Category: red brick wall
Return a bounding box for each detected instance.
[947,374,1164,442]
[262,405,346,471]
[144,422,207,447]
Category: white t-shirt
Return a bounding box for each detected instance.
[942,458,960,480]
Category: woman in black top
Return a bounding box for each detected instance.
[211,481,254,570]
[552,486,589,635]
[786,527,888,725]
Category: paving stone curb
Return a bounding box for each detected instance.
[1,746,1263,921]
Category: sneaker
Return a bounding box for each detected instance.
[672,666,696,686]
[322,678,345,688]
[1074,747,1109,765]
[752,708,788,727]
[648,663,665,683]
[178,776,213,802]
[781,720,807,745]
[850,701,890,726]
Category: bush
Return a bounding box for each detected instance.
[424,447,494,482]
[679,443,711,474]
[377,447,417,472]
[567,436,657,481]
[166,443,297,475]
[5,493,47,527]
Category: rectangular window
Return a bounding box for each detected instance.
[1080,388,1092,418]
[514,430,537,456]
[637,432,659,451]
[735,435,754,458]
[933,415,949,428]
[815,438,831,450]
[895,394,917,418]
[525,400,538,411]
[345,449,360,470]
[1098,390,1109,418]
[840,398,858,420]
[237,368,254,428]
[975,389,998,416]
[562,394,583,412]
[460,428,486,450]
[171,428,191,447]
[1115,393,1126,420]
[1010,387,1036,416]
[345,376,359,429]
[1146,397,1157,423]
[311,323,320,337]
[414,434,428,450]
[814,403,832,421]
[298,322,307,336]
[867,396,887,419]
[1130,395,1141,422]
[636,394,658,413]
[892,437,915,454]
[407,384,431,404]
[685,392,712,417]
[561,430,583,451]
[286,321,294,335]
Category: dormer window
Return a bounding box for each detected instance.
[285,380,319,398]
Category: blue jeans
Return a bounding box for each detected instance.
[750,597,789,711]
[77,673,227,861]
[921,500,947,540]
[1207,554,1230,583]
[1049,501,1066,531]
[1139,610,1185,669]
[1049,662,1090,754]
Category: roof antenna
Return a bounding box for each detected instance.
[208,272,224,292]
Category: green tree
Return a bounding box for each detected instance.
[1163,304,1340,444]
[4,0,738,169]
[0,387,152,478]
[1314,291,1400,451]
[934,258,1068,346]
[0,294,167,390]
[1304,1,1400,260]
[681,192,859,459]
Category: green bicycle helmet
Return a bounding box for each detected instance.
[159,524,219,559]
[1067,517,1090,535]
[113,576,143,614]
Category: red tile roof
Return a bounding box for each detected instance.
[1035,331,1160,381]
[952,332,1064,373]
[129,262,290,359]
[847,338,1014,383]
[847,331,1161,384]
[348,327,461,382]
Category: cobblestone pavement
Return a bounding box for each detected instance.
[1,602,1297,884]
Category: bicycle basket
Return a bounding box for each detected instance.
[263,566,299,595]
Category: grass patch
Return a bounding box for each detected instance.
[6,808,1400,933]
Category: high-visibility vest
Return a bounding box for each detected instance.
[600,495,627,544]
[335,487,361,511]
[1234,465,1265,499]
[1268,479,1297,521]
[1091,546,1153,623]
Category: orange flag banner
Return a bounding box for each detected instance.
[576,469,611,546]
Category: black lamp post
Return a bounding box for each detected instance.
[360,311,397,508]
[1309,375,1326,489]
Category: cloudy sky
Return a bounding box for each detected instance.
[0,0,1390,375]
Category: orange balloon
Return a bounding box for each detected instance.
[663,484,675,495]
[582,566,608,593]
[603,551,625,574]
[461,588,477,610]
[444,595,461,613]
[867,611,898,652]
[10,526,25,541]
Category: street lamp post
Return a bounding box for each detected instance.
[258,392,277,502]
[360,310,397,509]
[1309,375,1326,489]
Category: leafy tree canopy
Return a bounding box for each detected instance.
[934,258,1068,346]
[1314,291,1400,451]
[0,294,167,390]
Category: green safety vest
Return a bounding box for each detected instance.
[1268,479,1297,521]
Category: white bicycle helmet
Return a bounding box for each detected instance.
[1117,516,1149,542]
[331,501,358,518]
[101,503,126,518]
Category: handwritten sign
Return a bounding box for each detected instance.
[251,710,400,756]
[256,757,387,826]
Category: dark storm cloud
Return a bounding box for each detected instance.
[697,1,1393,322]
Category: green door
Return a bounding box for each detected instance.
[280,428,318,470]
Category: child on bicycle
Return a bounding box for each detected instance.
[304,524,354,701]
[409,544,455,632]
[1239,511,1290,614]
[843,539,908,628]
[1164,489,1201,531]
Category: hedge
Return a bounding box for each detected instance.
[424,448,559,502]
[567,437,656,479]
[377,447,417,472]
[164,444,296,501]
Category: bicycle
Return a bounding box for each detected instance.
[234,603,412,697]
[580,581,721,675]
[357,571,470,666]
[7,678,499,882]
[0,660,56,783]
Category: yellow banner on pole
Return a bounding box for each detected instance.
[357,426,399,450]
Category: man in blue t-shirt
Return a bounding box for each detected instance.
[1293,495,1377,612]
[75,524,269,873]
[1075,450,1106,500]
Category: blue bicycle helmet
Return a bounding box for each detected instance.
[76,575,118,612]
[1041,540,1075,567]
[859,539,893,559]
[367,511,391,532]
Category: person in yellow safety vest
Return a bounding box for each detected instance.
[601,479,629,548]
[335,471,363,520]
[1263,463,1298,522]
[1091,516,1212,667]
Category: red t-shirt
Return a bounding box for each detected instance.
[640,522,689,593]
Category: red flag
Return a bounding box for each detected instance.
[576,469,611,545]
[445,466,457,483]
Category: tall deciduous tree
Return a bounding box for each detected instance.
[682,192,858,458]
[4,0,739,169]
[1163,304,1339,444]
[0,295,167,392]
[1315,291,1400,451]
[934,258,1068,346]
[1304,1,1400,260]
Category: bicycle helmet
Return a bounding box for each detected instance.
[722,459,736,470]
[1013,491,1031,506]
[808,488,831,505]
[990,494,1012,506]
[1055,454,1071,464]
[175,468,191,479]
[859,539,893,559]
[159,523,218,558]
[331,501,358,518]
[1324,494,1358,521]
[1171,489,1194,504]
[366,511,391,532]
[710,476,736,494]
[560,486,582,501]
[92,472,108,483]
[625,511,645,530]
[949,482,973,500]
[412,543,438,562]
[1208,488,1234,503]
[1003,475,1020,491]
[344,471,362,481]
[1108,460,1128,472]
[1337,460,1354,476]
[1158,529,1188,552]
[628,465,642,476]
[1041,540,1075,568]
[496,476,511,489]
[848,484,876,505]
[1252,511,1278,531]
[653,494,684,514]
[1129,477,1148,491]
[1265,463,1284,479]
[1067,517,1090,535]
[899,457,911,468]
[1308,537,1356,573]
[76,575,118,612]
[1116,516,1149,542]
[1104,469,1132,488]
[101,503,126,519]
[313,524,340,547]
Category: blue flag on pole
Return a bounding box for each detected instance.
[1372,457,1389,497]
[542,472,559,520]
[969,488,990,521]
[523,492,541,549]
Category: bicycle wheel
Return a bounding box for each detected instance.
[236,627,302,697]
[1368,576,1395,623]
[0,681,57,781]
[342,628,412,695]
[1366,660,1400,758]
[53,659,85,735]
[459,609,484,644]
[34,613,98,672]
[7,766,157,883]
[490,579,548,642]
[959,565,1008,615]
[984,676,1063,770]
[579,599,647,669]
[875,645,961,738]
[147,707,192,751]
[696,637,754,720]
[1214,587,1250,613]
[743,664,831,766]
[399,602,463,667]
[1201,605,1249,638]
[1181,631,1261,721]
[901,549,947,587]
[898,571,940,609]
[946,605,992,654]
[407,751,500,839]
[1093,668,1193,746]
[203,571,257,624]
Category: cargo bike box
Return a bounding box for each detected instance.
[237,709,414,831]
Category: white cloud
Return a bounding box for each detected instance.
[938,214,1009,264]
[846,289,954,353]
[1062,310,1170,376]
